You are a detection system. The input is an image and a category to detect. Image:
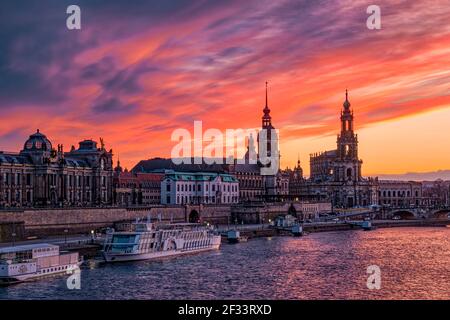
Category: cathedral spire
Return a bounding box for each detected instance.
[114,154,123,173]
[262,81,272,128]
[265,81,268,108]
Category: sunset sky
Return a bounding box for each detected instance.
[0,0,449,176]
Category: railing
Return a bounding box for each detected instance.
[216,223,269,233]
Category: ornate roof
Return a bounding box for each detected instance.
[22,129,52,152]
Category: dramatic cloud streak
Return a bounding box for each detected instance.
[0,0,449,172]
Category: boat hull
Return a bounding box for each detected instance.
[103,243,220,263]
[0,261,82,286]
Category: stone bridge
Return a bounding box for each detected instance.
[321,206,450,221]
[387,207,450,220]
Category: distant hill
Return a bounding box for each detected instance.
[375,170,450,181]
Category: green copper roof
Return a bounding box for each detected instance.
[164,171,238,183]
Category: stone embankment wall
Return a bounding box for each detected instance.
[0,205,231,237]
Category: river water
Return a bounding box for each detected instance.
[1,227,449,300]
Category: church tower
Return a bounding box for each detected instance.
[259,81,275,158]
[257,82,280,197]
[334,90,362,182]
[337,90,358,160]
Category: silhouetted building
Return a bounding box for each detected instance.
[305,91,379,208]
[113,160,163,206]
[286,158,304,199]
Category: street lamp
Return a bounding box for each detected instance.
[64,228,68,245]
[11,232,16,247]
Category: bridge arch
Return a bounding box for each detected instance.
[391,210,416,220]
[430,209,450,219]
[189,209,200,223]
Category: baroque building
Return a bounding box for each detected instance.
[161,171,239,205]
[0,130,113,208]
[306,91,379,208]
[378,180,422,207]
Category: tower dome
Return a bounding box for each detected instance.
[22,129,52,152]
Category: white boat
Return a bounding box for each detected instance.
[102,221,221,263]
[0,243,81,285]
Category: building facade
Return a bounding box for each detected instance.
[378,180,422,208]
[113,160,164,206]
[421,180,450,208]
[230,163,264,202]
[161,171,239,205]
[0,130,113,208]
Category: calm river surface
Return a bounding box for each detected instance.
[1,227,449,300]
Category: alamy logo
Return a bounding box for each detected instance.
[66,5,81,30]
[66,266,81,290]
[366,5,381,30]
[366,265,381,290]
[170,121,280,175]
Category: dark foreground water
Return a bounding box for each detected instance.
[1,227,449,300]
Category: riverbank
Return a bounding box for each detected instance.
[227,218,450,239]
[1,219,448,260]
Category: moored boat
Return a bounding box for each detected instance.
[0,243,81,285]
[291,224,303,236]
[362,220,374,231]
[102,221,221,263]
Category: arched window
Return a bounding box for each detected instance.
[346,168,352,181]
